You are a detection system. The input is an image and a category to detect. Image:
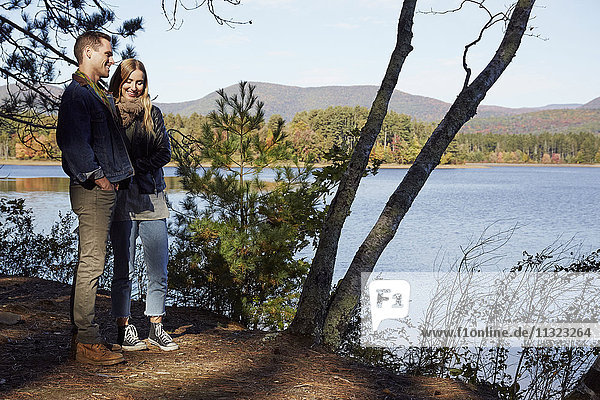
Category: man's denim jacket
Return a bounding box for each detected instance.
[57,75,133,186]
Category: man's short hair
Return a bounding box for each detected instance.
[74,31,112,64]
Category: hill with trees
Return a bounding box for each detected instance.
[460,108,600,135]
[153,81,593,122]
[1,82,596,133]
[155,82,451,121]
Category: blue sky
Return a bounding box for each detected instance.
[101,0,599,108]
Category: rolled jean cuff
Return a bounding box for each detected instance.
[144,311,166,317]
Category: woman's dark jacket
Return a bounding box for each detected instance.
[124,105,171,194]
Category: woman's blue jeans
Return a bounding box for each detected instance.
[110,219,169,318]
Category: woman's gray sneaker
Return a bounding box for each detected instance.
[148,322,179,351]
[118,324,148,351]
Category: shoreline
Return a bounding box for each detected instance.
[2,159,599,169]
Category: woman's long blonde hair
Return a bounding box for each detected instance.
[109,58,154,135]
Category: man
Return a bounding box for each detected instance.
[57,31,133,365]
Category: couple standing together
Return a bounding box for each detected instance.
[57,31,177,365]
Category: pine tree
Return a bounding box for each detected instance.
[170,82,328,329]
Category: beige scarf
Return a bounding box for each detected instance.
[116,98,144,129]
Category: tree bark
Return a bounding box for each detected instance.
[288,0,418,341]
[322,0,536,348]
[564,354,600,399]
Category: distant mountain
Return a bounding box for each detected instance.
[2,82,597,135]
[154,82,591,123]
[580,96,600,109]
[0,84,63,101]
[155,83,454,120]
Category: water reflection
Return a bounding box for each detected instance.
[0,176,183,193]
[0,177,70,192]
[165,176,183,191]
[2,166,600,276]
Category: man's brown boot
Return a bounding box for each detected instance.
[101,339,122,353]
[75,342,125,365]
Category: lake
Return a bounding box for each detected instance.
[1,164,599,281]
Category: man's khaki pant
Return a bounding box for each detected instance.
[69,184,115,344]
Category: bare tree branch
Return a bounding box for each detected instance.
[420,1,514,89]
[161,0,250,30]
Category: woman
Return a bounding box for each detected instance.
[108,58,178,351]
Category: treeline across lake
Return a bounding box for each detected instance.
[1,105,599,164]
[165,106,600,165]
[456,131,600,164]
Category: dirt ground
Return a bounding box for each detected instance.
[0,275,498,400]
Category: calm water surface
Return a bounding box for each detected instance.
[1,164,599,281]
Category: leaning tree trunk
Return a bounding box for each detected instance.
[288,0,418,341]
[564,355,600,399]
[322,0,537,348]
